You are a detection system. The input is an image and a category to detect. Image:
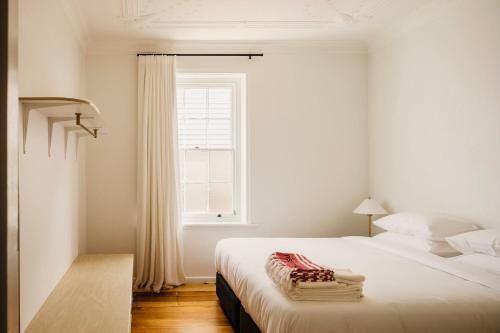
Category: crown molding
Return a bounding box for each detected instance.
[146,20,350,30]
[87,39,367,56]
[57,0,89,51]
[120,0,371,30]
[121,0,140,18]
[367,0,467,52]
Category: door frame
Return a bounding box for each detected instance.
[1,0,19,331]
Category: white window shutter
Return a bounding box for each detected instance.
[177,87,233,149]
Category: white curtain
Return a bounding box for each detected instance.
[135,55,185,291]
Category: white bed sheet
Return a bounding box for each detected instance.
[215,237,500,333]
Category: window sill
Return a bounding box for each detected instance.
[182,222,258,229]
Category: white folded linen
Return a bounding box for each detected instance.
[293,284,362,294]
[334,269,366,283]
[295,280,362,289]
[289,294,363,301]
[265,254,365,301]
[288,283,363,301]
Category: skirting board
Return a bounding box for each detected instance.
[185,276,216,284]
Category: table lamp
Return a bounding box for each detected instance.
[353,197,387,236]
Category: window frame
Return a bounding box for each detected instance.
[176,73,247,224]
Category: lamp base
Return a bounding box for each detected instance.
[368,214,373,237]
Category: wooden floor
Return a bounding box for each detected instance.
[132,283,234,333]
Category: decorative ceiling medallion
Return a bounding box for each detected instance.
[120,0,373,30]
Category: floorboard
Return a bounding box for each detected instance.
[132,283,234,333]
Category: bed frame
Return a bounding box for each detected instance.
[216,273,262,333]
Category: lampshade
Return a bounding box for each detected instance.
[353,198,387,215]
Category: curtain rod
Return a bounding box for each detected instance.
[137,53,263,59]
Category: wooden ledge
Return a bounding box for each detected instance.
[25,254,134,333]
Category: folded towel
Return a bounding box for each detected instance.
[265,252,365,301]
[294,280,362,293]
[334,270,365,283]
[288,283,363,301]
[295,281,362,289]
[269,252,334,283]
[291,287,363,297]
[289,293,363,301]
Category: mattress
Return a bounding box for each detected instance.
[215,236,500,333]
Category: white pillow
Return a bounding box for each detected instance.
[452,253,500,275]
[374,232,459,256]
[446,229,500,256]
[373,212,478,241]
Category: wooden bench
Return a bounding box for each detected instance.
[25,254,134,333]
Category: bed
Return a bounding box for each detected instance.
[215,236,500,333]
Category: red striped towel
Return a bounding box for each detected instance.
[271,252,334,283]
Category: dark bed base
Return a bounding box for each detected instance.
[216,273,263,333]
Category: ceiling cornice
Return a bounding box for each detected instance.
[121,0,140,18]
[120,0,372,31]
[145,20,351,30]
[87,40,367,56]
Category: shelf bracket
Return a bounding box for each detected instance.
[75,113,98,138]
[64,127,95,159]
[47,116,89,157]
[21,105,31,154]
[64,127,81,160]
[21,102,79,154]
[75,133,88,160]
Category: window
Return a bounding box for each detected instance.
[177,74,246,223]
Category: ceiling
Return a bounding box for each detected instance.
[78,0,433,41]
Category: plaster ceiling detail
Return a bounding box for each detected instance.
[120,0,375,29]
[79,0,433,41]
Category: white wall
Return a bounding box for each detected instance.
[85,42,368,278]
[18,0,88,330]
[368,0,500,229]
[84,51,138,254]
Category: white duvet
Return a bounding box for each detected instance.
[215,237,500,333]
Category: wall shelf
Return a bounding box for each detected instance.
[19,97,105,158]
